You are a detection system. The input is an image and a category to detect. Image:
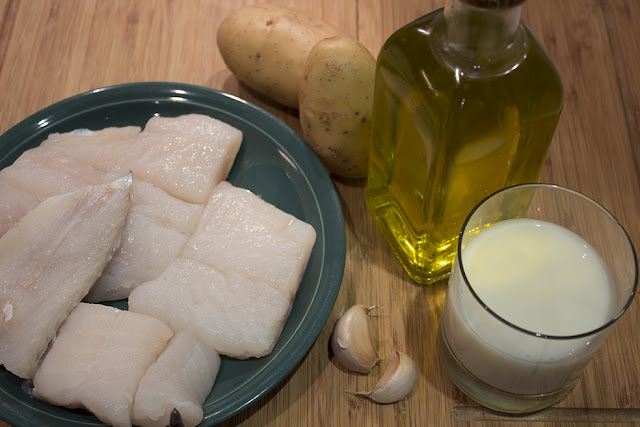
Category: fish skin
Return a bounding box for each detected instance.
[168,409,185,427]
[0,174,132,379]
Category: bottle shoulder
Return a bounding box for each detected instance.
[377,15,563,110]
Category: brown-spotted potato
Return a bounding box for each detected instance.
[299,36,376,178]
[216,4,344,109]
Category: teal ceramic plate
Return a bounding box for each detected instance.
[0,82,346,426]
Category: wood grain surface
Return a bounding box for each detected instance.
[0,0,639,426]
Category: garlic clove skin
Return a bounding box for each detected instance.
[330,304,381,373]
[348,350,417,404]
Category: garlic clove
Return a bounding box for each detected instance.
[330,304,381,373]
[348,350,417,404]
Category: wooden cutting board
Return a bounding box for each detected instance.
[0,1,639,426]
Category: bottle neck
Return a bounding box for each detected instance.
[435,0,528,77]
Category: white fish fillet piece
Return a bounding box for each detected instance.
[132,332,221,427]
[126,180,203,235]
[130,181,317,358]
[0,115,243,303]
[18,128,137,184]
[40,127,140,174]
[85,211,188,302]
[32,303,173,427]
[183,181,317,297]
[0,181,39,238]
[87,114,242,301]
[0,126,140,237]
[86,181,203,302]
[0,156,92,193]
[123,114,243,204]
[0,175,132,378]
[129,257,293,358]
[0,162,92,245]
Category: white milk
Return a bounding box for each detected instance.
[442,218,616,394]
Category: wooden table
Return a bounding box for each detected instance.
[1,0,639,426]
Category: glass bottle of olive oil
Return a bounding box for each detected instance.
[366,0,563,284]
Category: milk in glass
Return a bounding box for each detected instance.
[442,218,615,394]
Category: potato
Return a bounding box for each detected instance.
[216,4,344,109]
[299,36,376,178]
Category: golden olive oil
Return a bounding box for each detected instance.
[366,7,563,284]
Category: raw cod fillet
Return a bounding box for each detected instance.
[90,179,206,297]
[0,158,95,236]
[112,114,243,204]
[0,175,132,378]
[0,181,40,238]
[183,181,317,297]
[132,332,221,427]
[0,126,140,237]
[20,126,140,181]
[124,179,203,235]
[84,180,204,302]
[129,181,316,358]
[85,211,189,302]
[129,257,296,358]
[0,114,243,301]
[89,114,243,301]
[32,303,173,427]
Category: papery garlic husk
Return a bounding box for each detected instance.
[348,350,417,404]
[330,304,381,373]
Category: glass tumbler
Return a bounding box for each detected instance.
[438,183,638,414]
